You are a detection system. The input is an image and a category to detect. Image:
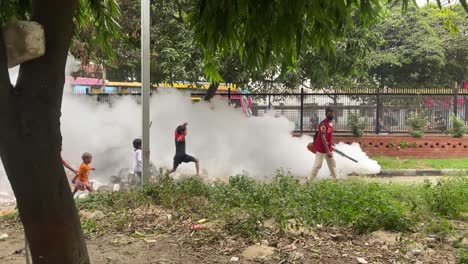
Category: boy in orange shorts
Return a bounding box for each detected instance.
[72,152,95,194]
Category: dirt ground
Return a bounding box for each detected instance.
[0,224,463,264]
[0,176,465,264]
[1,212,465,264]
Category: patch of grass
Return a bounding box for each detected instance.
[81,219,97,238]
[422,218,455,239]
[457,247,468,264]
[76,189,149,211]
[374,156,468,170]
[77,173,468,239]
[0,210,19,222]
[423,177,468,219]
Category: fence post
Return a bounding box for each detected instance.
[300,88,304,133]
[268,95,271,110]
[453,85,459,116]
[228,87,231,106]
[375,86,381,134]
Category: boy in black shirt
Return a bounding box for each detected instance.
[168,122,200,176]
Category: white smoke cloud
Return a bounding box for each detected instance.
[59,89,380,181]
[0,57,381,199]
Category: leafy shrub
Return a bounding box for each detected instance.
[399,141,409,148]
[81,219,97,238]
[450,114,467,138]
[71,173,467,238]
[422,176,468,219]
[348,113,368,137]
[457,247,468,264]
[407,111,428,138]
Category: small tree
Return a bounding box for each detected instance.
[348,112,368,137]
[407,111,428,138]
[450,114,467,138]
[0,0,119,262]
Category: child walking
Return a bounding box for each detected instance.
[72,152,95,194]
[131,138,143,185]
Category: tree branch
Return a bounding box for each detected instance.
[174,1,184,23]
[171,14,184,23]
[260,76,280,84]
[322,87,336,100]
[203,82,219,101]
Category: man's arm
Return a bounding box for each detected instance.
[319,124,332,157]
[321,133,332,157]
[137,150,143,167]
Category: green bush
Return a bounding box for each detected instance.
[422,176,468,219]
[458,247,468,264]
[407,111,428,138]
[74,174,468,238]
[81,219,97,238]
[348,113,368,137]
[450,114,467,138]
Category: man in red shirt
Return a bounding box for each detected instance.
[309,108,337,179]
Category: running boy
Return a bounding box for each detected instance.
[168,122,199,176]
[72,152,95,194]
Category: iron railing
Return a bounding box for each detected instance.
[192,87,468,134]
[74,87,468,135]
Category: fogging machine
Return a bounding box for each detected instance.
[308,141,358,163]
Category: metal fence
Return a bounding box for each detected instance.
[75,87,468,135]
[193,87,468,134]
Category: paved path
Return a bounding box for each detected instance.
[358,175,443,184]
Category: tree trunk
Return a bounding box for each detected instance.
[0,0,90,263]
[203,82,219,101]
[332,95,338,123]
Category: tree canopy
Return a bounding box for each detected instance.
[368,3,468,88]
[1,0,467,87]
[1,0,121,58]
[66,0,467,92]
[188,0,467,81]
[4,0,466,90]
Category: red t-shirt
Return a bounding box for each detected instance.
[314,119,333,153]
[75,163,93,183]
[174,127,186,156]
[174,130,185,141]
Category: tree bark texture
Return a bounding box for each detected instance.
[0,0,90,263]
[203,82,219,101]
